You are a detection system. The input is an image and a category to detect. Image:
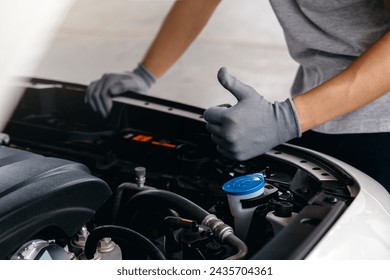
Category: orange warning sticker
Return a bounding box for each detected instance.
[132,134,153,142]
[151,141,177,149]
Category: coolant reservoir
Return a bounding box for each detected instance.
[266,201,298,235]
[222,173,265,240]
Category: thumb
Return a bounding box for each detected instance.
[217,67,257,101]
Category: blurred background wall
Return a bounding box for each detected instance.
[33,0,298,108]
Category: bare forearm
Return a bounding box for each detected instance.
[142,0,221,78]
[293,31,390,132]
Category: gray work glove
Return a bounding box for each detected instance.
[203,67,301,161]
[85,64,156,117]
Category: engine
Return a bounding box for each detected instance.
[0,78,358,260]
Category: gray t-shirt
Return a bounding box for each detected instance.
[269,0,390,134]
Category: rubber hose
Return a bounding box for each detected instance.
[84,225,165,260]
[121,189,209,226]
[111,182,154,224]
[224,234,248,260]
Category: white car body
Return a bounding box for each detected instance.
[1,0,390,261]
[305,149,390,259]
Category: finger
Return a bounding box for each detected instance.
[85,81,93,104]
[210,133,232,148]
[85,80,99,112]
[92,78,111,117]
[217,67,257,101]
[216,103,232,108]
[99,76,133,116]
[216,145,235,160]
[98,90,111,118]
[94,74,124,117]
[205,123,224,136]
[203,106,228,124]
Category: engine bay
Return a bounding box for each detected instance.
[0,78,358,260]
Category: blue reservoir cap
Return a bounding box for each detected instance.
[222,173,265,195]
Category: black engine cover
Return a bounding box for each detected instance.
[0,145,111,258]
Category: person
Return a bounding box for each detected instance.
[85,0,390,191]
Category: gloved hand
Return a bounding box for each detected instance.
[85,64,156,117]
[203,67,301,161]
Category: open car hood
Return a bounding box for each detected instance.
[1,78,390,260]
